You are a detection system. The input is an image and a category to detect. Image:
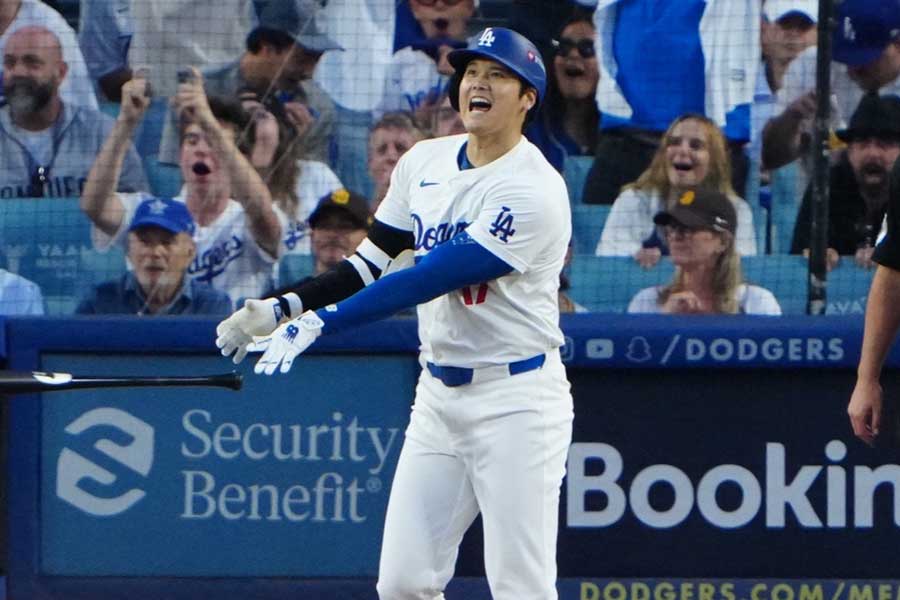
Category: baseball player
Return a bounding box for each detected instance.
[216,27,573,600]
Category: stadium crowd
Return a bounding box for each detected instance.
[0,0,897,316]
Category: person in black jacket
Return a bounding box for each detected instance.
[791,93,900,269]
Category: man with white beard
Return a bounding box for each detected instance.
[0,26,146,198]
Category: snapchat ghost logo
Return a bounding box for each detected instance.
[626,336,652,363]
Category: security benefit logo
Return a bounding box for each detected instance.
[179,409,400,524]
[57,408,155,516]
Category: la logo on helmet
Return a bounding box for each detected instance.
[478,28,496,47]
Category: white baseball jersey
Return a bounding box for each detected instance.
[278,160,344,256]
[374,134,571,368]
[92,192,281,304]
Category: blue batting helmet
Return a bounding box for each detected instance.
[447,27,547,114]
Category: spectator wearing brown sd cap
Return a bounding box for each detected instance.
[628,188,781,315]
[792,93,900,270]
[308,189,372,277]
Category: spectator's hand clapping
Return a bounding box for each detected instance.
[634,246,662,269]
[661,290,703,314]
[119,76,151,126]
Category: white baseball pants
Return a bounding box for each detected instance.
[376,350,573,600]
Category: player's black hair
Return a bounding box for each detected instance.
[246,28,296,54]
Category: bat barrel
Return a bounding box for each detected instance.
[67,374,244,391]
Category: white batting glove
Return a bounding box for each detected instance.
[252,311,324,375]
[215,295,300,364]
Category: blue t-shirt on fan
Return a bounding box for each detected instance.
[606,0,750,142]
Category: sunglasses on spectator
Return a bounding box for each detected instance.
[552,37,596,58]
[413,0,466,5]
[664,224,713,238]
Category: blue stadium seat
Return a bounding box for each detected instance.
[563,156,594,205]
[566,254,873,315]
[825,261,874,315]
[570,204,610,254]
[0,198,126,315]
[278,254,315,288]
[567,256,674,313]
[144,154,183,198]
[742,255,808,315]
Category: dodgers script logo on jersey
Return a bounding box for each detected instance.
[412,213,470,251]
[189,235,244,283]
[282,219,309,251]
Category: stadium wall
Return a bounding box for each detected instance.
[3,315,900,599]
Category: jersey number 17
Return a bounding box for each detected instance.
[461,283,488,305]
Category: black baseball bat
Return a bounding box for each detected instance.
[0,370,242,393]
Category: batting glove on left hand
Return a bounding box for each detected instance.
[252,311,324,375]
[216,298,281,364]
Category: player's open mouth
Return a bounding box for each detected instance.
[469,97,492,112]
[192,162,212,175]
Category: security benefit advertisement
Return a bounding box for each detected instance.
[560,368,900,579]
[38,353,417,577]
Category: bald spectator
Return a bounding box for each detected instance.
[0,0,97,109]
[0,26,145,198]
[367,112,426,210]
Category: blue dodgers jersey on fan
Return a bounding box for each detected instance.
[373,134,571,368]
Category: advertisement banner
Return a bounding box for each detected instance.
[39,352,417,577]
[555,368,900,579]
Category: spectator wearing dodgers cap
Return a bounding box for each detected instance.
[76,197,232,316]
[763,0,900,170]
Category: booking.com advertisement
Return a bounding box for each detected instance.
[38,352,417,577]
[556,367,900,580]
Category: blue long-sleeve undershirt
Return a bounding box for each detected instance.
[316,232,514,335]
